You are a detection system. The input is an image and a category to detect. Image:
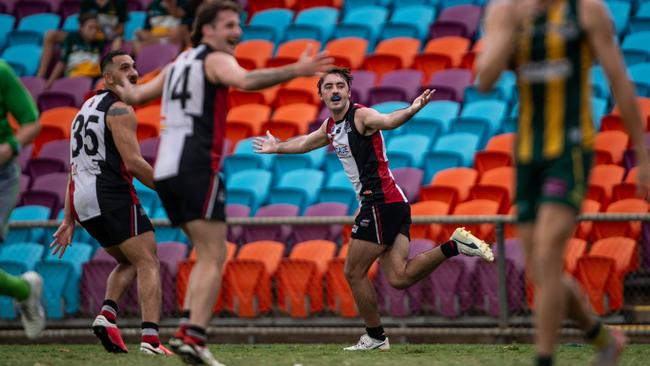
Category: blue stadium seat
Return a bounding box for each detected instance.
[343,0,391,13]
[422,132,480,182]
[605,0,631,35]
[35,261,72,319]
[223,137,274,176]
[629,62,650,96]
[269,169,324,212]
[323,152,344,175]
[226,169,272,213]
[630,2,650,33]
[371,101,410,139]
[1,44,42,76]
[387,134,432,168]
[591,65,610,100]
[0,14,16,50]
[272,147,327,178]
[408,100,460,135]
[440,0,481,10]
[335,6,388,49]
[501,103,518,134]
[43,242,92,315]
[124,11,146,41]
[242,9,294,44]
[592,97,608,133]
[464,71,517,105]
[622,31,650,65]
[8,13,60,46]
[285,7,339,44]
[0,243,44,272]
[318,170,358,213]
[450,100,508,148]
[133,179,161,216]
[151,207,183,243]
[0,261,26,319]
[62,13,79,33]
[381,5,436,42]
[5,205,50,244]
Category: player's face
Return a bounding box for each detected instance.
[80,19,98,42]
[320,73,351,113]
[106,55,139,87]
[205,10,242,55]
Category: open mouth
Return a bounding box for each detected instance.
[331,95,342,102]
[128,76,137,85]
[227,38,239,47]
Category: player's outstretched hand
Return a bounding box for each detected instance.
[294,44,335,77]
[636,162,650,200]
[411,89,435,112]
[254,130,280,154]
[50,219,74,259]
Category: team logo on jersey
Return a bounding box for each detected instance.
[335,145,352,158]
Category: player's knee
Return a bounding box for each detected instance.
[343,264,364,283]
[386,274,409,290]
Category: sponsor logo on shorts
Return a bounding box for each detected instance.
[360,219,370,227]
[351,225,358,233]
[542,178,569,198]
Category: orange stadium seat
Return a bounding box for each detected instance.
[225,104,271,149]
[586,164,625,207]
[592,198,648,242]
[591,236,638,278]
[460,38,484,70]
[410,201,450,243]
[134,105,161,140]
[266,39,322,68]
[505,205,517,239]
[564,238,587,275]
[473,133,515,176]
[248,0,296,16]
[413,36,471,82]
[601,97,650,131]
[294,0,342,11]
[420,167,478,210]
[325,37,368,70]
[274,76,320,107]
[235,40,275,70]
[575,255,619,315]
[612,166,639,201]
[593,131,629,165]
[362,37,420,80]
[35,107,78,155]
[468,166,515,214]
[261,103,318,140]
[229,85,280,109]
[276,240,336,317]
[446,199,499,243]
[574,199,601,240]
[222,240,284,317]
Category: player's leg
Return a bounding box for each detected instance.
[37,30,67,78]
[379,233,446,289]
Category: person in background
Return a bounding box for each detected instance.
[134,0,188,54]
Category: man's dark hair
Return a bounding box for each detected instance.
[79,12,98,26]
[317,67,353,94]
[100,50,130,74]
[191,0,242,47]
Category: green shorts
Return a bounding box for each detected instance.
[516,147,593,223]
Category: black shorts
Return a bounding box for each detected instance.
[155,171,226,227]
[351,202,411,245]
[80,204,154,248]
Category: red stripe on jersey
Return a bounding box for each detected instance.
[374,205,384,244]
[120,163,140,205]
[370,132,406,204]
[68,172,80,222]
[211,87,228,172]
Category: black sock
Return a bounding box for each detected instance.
[181,309,191,320]
[440,240,459,258]
[585,321,602,341]
[366,326,386,341]
[536,354,553,366]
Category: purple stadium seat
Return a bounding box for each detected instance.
[139,137,159,165]
[351,70,377,105]
[0,0,19,14]
[157,242,187,314]
[17,143,34,172]
[292,202,349,243]
[59,0,81,19]
[226,203,251,244]
[20,76,46,101]
[405,239,434,313]
[14,0,56,20]
[25,139,70,179]
[317,105,329,121]
[427,254,479,317]
[642,223,650,270]
[21,172,68,217]
[429,5,482,39]
[243,204,299,243]
[18,174,31,202]
[367,70,424,106]
[38,76,92,110]
[474,239,525,317]
[422,68,472,102]
[136,43,180,75]
[392,168,423,202]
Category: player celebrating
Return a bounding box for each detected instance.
[477,0,650,365]
[113,1,333,364]
[50,50,172,356]
[254,67,494,351]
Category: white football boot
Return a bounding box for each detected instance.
[450,227,494,262]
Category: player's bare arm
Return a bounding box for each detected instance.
[254,121,330,154]
[106,102,155,189]
[114,64,168,105]
[357,89,433,135]
[206,45,334,90]
[50,173,74,258]
[581,0,650,196]
[475,0,517,92]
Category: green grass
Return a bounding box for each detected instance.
[1,344,648,366]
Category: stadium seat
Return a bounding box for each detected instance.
[429,4,482,39]
[601,97,650,131]
[629,62,650,97]
[575,255,619,315]
[226,204,251,244]
[594,131,629,165]
[21,172,68,216]
[226,169,272,214]
[223,137,274,176]
[447,199,499,242]
[392,167,424,202]
[34,107,78,155]
[575,199,601,241]
[123,10,145,41]
[586,164,625,207]
[628,1,649,33]
[277,240,336,317]
[350,70,377,104]
[325,37,368,70]
[243,204,300,243]
[294,0,342,11]
[285,6,338,43]
[381,5,436,42]
[591,97,608,131]
[243,8,295,44]
[2,44,42,76]
[235,40,275,70]
[422,132,480,183]
[591,65,610,101]
[139,137,159,165]
[5,205,50,244]
[413,36,471,82]
[136,43,180,75]
[25,139,69,179]
[473,133,514,176]
[225,104,271,148]
[266,39,321,68]
[362,37,420,79]
[469,166,515,214]
[334,6,388,48]
[464,71,517,105]
[272,147,326,178]
[270,169,324,211]
[8,13,60,47]
[420,167,478,209]
[592,236,638,277]
[274,76,320,107]
[262,103,318,140]
[427,254,479,318]
[20,76,46,102]
[36,261,73,319]
[564,238,587,275]
[386,134,431,168]
[222,240,284,317]
[407,100,460,136]
[318,170,358,212]
[422,68,473,103]
[460,37,483,70]
[410,201,450,242]
[451,100,508,147]
[0,14,16,50]
[622,31,650,65]
[367,69,424,105]
[155,242,188,315]
[612,166,639,201]
[38,76,92,110]
[0,242,43,272]
[592,198,649,241]
[293,202,349,243]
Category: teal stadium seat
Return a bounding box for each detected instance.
[269,169,324,212]
[622,31,650,65]
[408,100,460,135]
[7,13,60,47]
[370,101,409,140]
[318,170,358,214]
[2,44,42,76]
[43,243,93,316]
[323,152,344,175]
[0,14,16,50]
[450,100,508,148]
[335,6,388,49]
[591,65,610,100]
[5,205,50,244]
[226,169,272,213]
[387,134,432,168]
[62,13,79,32]
[605,0,631,35]
[242,9,294,45]
[272,146,326,178]
[464,71,517,105]
[423,132,480,182]
[629,62,650,97]
[0,243,45,319]
[285,7,339,44]
[152,207,183,243]
[133,179,161,216]
[124,11,146,41]
[630,2,650,33]
[381,5,436,42]
[35,261,72,319]
[223,137,274,176]
[592,97,608,131]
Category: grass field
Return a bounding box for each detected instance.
[1,344,648,366]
